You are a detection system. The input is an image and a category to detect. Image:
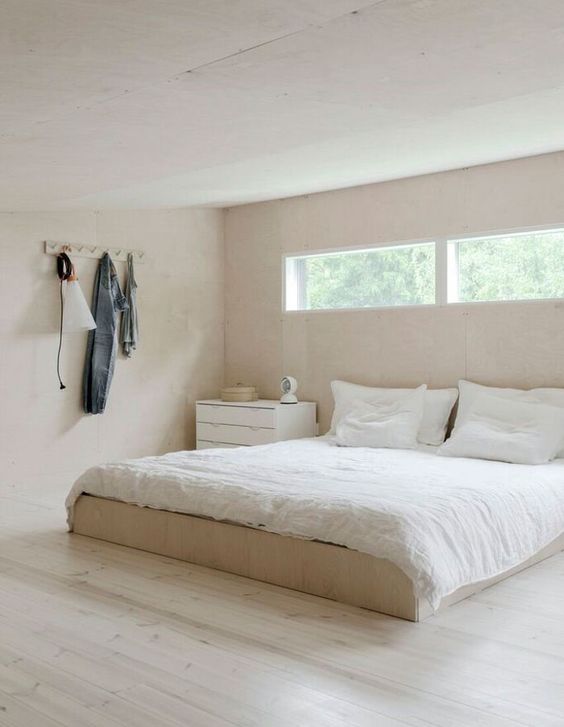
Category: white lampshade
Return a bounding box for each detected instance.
[63,279,96,333]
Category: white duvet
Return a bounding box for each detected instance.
[66,437,564,609]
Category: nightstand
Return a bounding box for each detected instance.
[196,399,317,449]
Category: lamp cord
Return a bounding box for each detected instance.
[56,253,73,390]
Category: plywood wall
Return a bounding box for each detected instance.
[0,209,224,489]
[225,152,564,433]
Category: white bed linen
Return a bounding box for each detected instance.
[66,437,564,610]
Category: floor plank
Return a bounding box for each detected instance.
[0,482,562,726]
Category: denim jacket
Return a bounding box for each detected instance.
[83,253,128,414]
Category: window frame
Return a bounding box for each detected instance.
[282,237,438,313]
[445,225,564,305]
[282,224,564,314]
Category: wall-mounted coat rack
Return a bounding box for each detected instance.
[44,241,146,264]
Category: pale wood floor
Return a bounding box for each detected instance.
[1,481,563,727]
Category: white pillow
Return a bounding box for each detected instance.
[335,386,426,450]
[439,393,564,465]
[330,380,458,445]
[454,380,564,457]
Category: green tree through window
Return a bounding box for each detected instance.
[303,244,435,310]
[284,229,564,311]
[453,231,564,302]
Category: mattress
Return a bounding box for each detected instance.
[66,437,564,609]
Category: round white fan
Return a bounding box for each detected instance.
[280,376,298,404]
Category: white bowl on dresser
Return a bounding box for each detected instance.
[196,399,317,449]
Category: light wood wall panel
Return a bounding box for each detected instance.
[465,301,564,387]
[0,209,225,489]
[225,152,564,433]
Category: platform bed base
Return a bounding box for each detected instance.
[72,495,564,622]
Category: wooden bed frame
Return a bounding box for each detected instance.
[72,495,564,622]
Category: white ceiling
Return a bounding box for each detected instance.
[3,0,564,210]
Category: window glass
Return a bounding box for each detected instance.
[285,243,435,311]
[448,229,564,303]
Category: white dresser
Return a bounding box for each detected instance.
[196,399,317,449]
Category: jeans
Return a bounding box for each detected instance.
[83,253,128,414]
[120,252,138,357]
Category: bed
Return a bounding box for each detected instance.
[66,436,564,621]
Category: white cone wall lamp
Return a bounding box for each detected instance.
[56,249,96,389]
[62,272,96,333]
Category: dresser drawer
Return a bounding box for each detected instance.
[196,440,243,450]
[196,403,276,428]
[197,422,276,446]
